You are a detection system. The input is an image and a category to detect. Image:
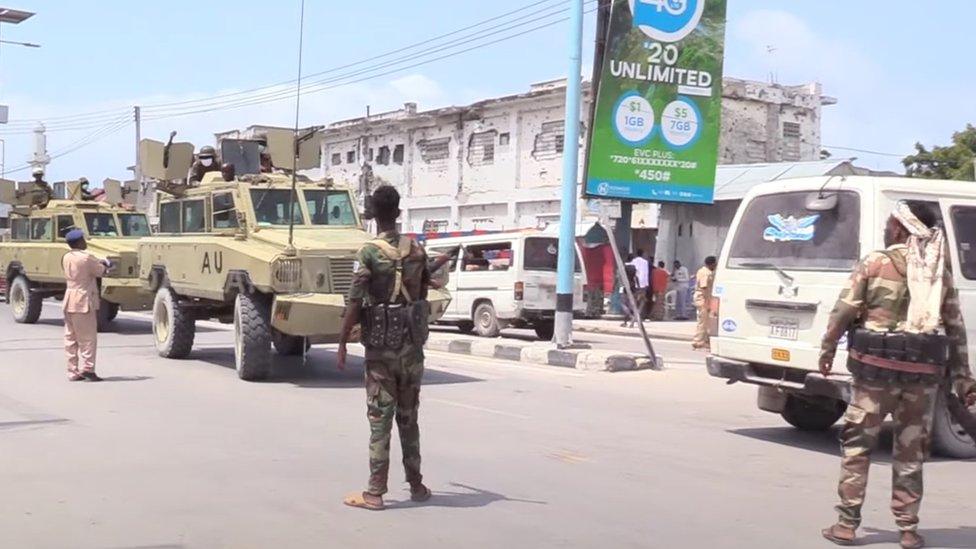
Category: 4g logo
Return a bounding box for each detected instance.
[630,0,704,43]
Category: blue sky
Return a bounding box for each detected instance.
[0,0,972,183]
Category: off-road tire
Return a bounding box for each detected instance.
[9,275,42,324]
[473,302,500,338]
[456,321,474,334]
[534,321,555,341]
[781,394,845,431]
[96,299,120,332]
[153,287,195,359]
[931,392,976,459]
[272,329,310,356]
[235,292,272,381]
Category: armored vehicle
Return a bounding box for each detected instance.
[0,180,153,330]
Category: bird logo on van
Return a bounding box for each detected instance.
[763,214,820,242]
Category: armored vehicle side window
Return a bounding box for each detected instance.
[10,218,29,241]
[119,214,151,237]
[30,218,52,241]
[85,213,119,237]
[182,200,206,233]
[56,215,76,238]
[305,190,355,226]
[250,189,304,226]
[951,206,976,280]
[159,202,181,233]
[212,192,239,229]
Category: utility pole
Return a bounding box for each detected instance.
[553,0,584,347]
[133,105,145,210]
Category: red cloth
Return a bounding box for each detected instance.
[578,243,614,293]
[652,268,669,293]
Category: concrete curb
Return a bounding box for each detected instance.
[425,335,660,372]
[573,323,694,342]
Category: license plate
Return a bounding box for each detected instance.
[769,317,799,340]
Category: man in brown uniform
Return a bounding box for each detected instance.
[62,229,111,382]
[692,256,717,350]
[820,203,976,548]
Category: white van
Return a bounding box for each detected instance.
[426,232,586,340]
[707,176,976,458]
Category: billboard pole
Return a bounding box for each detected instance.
[553,0,585,348]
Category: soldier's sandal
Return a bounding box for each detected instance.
[821,525,856,546]
[343,492,384,511]
[410,485,431,502]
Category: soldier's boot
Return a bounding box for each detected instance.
[899,531,924,549]
[410,483,431,502]
[821,524,856,546]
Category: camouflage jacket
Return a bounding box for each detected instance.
[348,231,430,307]
[821,244,975,395]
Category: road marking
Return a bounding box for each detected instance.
[426,398,530,420]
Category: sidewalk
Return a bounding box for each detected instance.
[573,318,696,341]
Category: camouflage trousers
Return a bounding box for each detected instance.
[364,345,425,496]
[836,378,938,532]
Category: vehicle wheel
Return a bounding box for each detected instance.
[931,391,976,459]
[781,394,845,431]
[272,329,310,356]
[473,302,500,338]
[9,275,42,324]
[534,321,555,341]
[96,299,120,332]
[235,292,272,381]
[152,287,195,359]
[456,321,474,335]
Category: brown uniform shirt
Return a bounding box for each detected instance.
[62,251,107,313]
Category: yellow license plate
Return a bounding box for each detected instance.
[772,348,791,362]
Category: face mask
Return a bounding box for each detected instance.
[200,157,214,167]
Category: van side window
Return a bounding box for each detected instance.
[428,247,459,270]
[951,206,976,280]
[30,218,52,241]
[182,200,206,233]
[463,243,512,272]
[56,215,76,238]
[159,202,181,233]
[10,218,29,241]
[212,192,239,229]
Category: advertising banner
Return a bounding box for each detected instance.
[584,0,727,204]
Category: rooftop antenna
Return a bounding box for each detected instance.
[285,0,307,256]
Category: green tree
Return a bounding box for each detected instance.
[903,124,976,181]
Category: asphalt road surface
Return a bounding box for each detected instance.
[1,304,973,549]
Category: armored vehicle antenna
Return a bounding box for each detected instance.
[285,0,307,256]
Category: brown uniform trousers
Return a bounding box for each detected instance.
[62,251,107,377]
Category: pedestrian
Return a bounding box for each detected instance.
[338,185,455,511]
[671,260,690,320]
[692,256,717,350]
[651,260,670,321]
[820,202,976,549]
[61,229,111,382]
[619,263,640,328]
[644,255,656,319]
[627,250,649,323]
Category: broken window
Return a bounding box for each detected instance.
[377,146,391,165]
[330,153,342,166]
[393,144,405,165]
[346,151,356,164]
[499,132,511,146]
[532,120,566,160]
[467,130,497,167]
[417,137,451,163]
[783,122,801,138]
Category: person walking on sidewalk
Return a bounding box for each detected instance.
[671,260,690,320]
[61,229,111,382]
[619,263,640,328]
[651,260,670,321]
[692,256,717,350]
[628,250,649,322]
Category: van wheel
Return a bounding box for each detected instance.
[781,395,845,431]
[235,292,272,381]
[272,329,310,356]
[534,321,554,341]
[96,299,120,332]
[456,321,474,335]
[153,288,195,359]
[473,302,500,338]
[9,275,42,324]
[931,392,976,459]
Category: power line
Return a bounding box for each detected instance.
[2,118,132,176]
[823,144,904,158]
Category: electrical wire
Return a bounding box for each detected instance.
[823,144,904,158]
[2,118,132,176]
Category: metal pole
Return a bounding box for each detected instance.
[553,0,584,347]
[0,138,5,178]
[134,106,144,208]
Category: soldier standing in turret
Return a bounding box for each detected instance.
[820,202,976,549]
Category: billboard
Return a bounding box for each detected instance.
[584,0,727,204]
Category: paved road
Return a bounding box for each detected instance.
[1,305,973,548]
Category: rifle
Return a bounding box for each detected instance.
[945,386,976,443]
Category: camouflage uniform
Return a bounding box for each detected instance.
[821,244,975,533]
[349,231,430,496]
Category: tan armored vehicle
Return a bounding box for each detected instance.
[0,179,153,330]
[138,133,448,381]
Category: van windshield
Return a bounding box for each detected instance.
[727,191,860,271]
[523,237,581,272]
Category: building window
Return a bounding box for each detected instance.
[393,144,405,165]
[418,137,451,163]
[377,146,391,165]
[330,153,342,166]
[467,130,497,167]
[366,148,374,161]
[783,122,801,138]
[678,223,683,237]
[499,132,511,146]
[532,120,566,160]
[422,219,449,233]
[346,150,356,164]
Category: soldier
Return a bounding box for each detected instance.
[78,177,94,201]
[692,256,717,350]
[820,202,976,549]
[189,145,220,184]
[61,229,112,382]
[338,185,457,511]
[220,162,236,182]
[25,167,53,207]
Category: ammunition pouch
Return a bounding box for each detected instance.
[409,300,431,346]
[361,301,430,350]
[848,328,947,383]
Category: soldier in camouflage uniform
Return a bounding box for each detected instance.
[820,204,976,548]
[338,185,455,511]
